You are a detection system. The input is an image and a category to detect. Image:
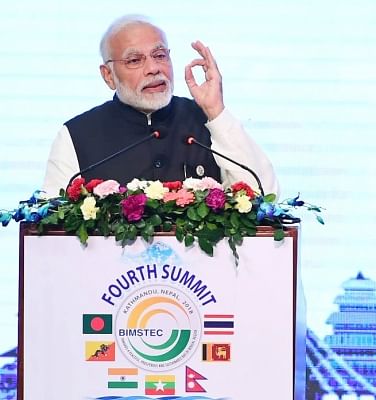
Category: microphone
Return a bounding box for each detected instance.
[186,136,265,196]
[66,130,160,190]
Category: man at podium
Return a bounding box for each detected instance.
[42,14,279,198]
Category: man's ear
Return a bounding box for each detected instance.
[99,64,116,90]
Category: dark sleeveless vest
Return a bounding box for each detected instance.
[65,95,221,185]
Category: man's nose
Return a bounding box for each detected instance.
[143,56,160,75]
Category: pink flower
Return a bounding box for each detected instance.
[163,189,195,207]
[121,193,147,222]
[93,180,120,199]
[163,191,179,203]
[199,177,223,190]
[175,189,195,207]
[205,188,226,212]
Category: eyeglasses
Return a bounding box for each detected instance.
[105,48,171,69]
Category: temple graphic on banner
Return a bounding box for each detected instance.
[306,272,376,400]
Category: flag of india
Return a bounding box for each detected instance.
[107,368,138,389]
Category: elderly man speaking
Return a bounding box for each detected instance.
[42,14,278,197]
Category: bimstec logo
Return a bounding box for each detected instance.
[116,285,201,371]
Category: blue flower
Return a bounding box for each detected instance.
[286,194,305,207]
[38,203,51,218]
[256,201,284,221]
[22,206,42,223]
[28,190,45,205]
[0,211,13,227]
[12,206,26,222]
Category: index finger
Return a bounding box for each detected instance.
[191,40,217,70]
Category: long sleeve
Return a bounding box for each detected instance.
[42,125,79,198]
[205,109,279,196]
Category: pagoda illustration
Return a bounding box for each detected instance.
[306,272,376,399]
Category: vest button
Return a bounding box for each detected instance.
[154,159,163,168]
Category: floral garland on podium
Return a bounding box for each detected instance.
[1,177,323,264]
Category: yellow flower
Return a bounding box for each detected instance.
[80,196,99,220]
[235,194,252,213]
[144,181,168,200]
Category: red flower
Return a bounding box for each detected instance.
[85,179,104,192]
[163,181,182,191]
[67,178,85,201]
[231,181,255,199]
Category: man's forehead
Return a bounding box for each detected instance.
[111,24,167,54]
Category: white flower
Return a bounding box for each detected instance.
[234,194,252,213]
[144,180,168,200]
[80,196,99,220]
[127,178,149,191]
[183,177,202,191]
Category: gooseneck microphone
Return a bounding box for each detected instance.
[66,130,161,191]
[187,136,265,196]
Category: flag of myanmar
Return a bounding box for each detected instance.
[145,375,175,395]
[83,314,112,334]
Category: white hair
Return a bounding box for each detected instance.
[99,14,167,62]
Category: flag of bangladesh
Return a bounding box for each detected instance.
[83,314,112,334]
[145,375,175,395]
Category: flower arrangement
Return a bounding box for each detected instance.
[0,177,323,264]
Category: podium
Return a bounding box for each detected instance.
[18,224,306,400]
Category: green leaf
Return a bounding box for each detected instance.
[308,206,321,212]
[142,223,154,239]
[128,224,138,240]
[210,214,225,223]
[197,202,210,218]
[316,215,325,225]
[146,199,159,209]
[77,223,88,244]
[162,221,173,231]
[58,209,65,220]
[135,220,146,229]
[194,190,207,202]
[41,212,59,225]
[114,224,125,235]
[187,207,201,221]
[230,212,240,229]
[263,193,276,202]
[175,217,185,227]
[148,214,162,227]
[241,217,256,228]
[184,234,195,247]
[232,232,243,245]
[245,226,257,236]
[206,222,218,230]
[274,228,285,241]
[198,237,213,256]
[175,226,184,242]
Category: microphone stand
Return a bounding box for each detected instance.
[66,131,160,191]
[187,136,265,196]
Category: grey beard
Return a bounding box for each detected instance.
[115,76,173,113]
